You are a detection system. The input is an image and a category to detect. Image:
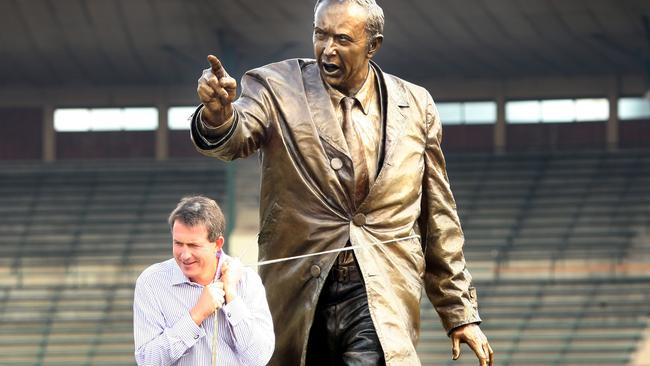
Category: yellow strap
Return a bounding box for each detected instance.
[212,306,219,366]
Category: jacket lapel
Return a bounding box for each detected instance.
[303,63,351,161]
[300,61,410,213]
[381,70,409,169]
[302,63,357,211]
[358,65,410,210]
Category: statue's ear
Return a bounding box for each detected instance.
[368,35,383,58]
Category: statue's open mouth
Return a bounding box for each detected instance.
[322,62,340,74]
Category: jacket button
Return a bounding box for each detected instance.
[330,158,343,170]
[310,264,321,278]
[352,213,366,226]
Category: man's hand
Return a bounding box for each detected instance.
[450,323,494,366]
[197,55,237,127]
[190,282,225,326]
[221,258,243,304]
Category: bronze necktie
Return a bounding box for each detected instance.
[341,97,369,208]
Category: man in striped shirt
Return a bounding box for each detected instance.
[133,196,275,365]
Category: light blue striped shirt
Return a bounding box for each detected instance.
[133,254,274,365]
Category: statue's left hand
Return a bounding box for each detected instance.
[449,323,494,366]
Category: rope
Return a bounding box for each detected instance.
[212,306,219,366]
[211,234,420,364]
[211,254,224,366]
[247,234,420,267]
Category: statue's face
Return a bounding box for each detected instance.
[313,1,379,95]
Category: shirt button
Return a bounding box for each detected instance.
[193,334,199,339]
[227,312,232,318]
[330,158,343,170]
[310,264,321,278]
[352,213,366,226]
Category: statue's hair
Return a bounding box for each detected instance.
[314,0,384,41]
[168,196,225,242]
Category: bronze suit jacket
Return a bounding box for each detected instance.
[191,59,481,365]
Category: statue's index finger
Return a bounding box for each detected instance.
[207,55,226,78]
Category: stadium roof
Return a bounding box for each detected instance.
[1,0,649,88]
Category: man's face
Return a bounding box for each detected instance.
[313,1,380,95]
[172,220,222,285]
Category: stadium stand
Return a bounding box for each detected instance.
[417,150,650,366]
[0,150,649,365]
[0,159,228,366]
[447,151,650,264]
[419,277,650,366]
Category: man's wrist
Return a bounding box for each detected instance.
[189,306,207,326]
[225,289,238,304]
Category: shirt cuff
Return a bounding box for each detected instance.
[191,105,239,150]
[447,319,482,336]
[221,297,250,327]
[197,107,236,138]
[172,312,206,348]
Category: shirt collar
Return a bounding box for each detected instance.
[171,250,227,286]
[326,65,376,115]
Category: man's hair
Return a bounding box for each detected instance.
[168,196,225,242]
[314,0,384,41]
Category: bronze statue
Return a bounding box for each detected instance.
[192,0,493,365]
